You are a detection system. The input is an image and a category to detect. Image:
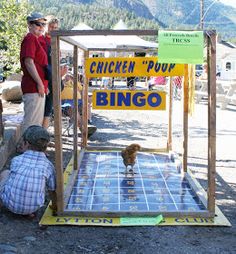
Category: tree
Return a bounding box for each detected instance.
[0,0,31,77]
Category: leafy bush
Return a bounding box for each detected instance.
[0,0,31,77]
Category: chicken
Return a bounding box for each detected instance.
[121,143,141,174]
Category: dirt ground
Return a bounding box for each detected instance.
[0,100,236,254]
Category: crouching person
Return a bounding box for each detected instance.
[0,125,57,217]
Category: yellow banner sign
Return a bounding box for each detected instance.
[40,207,231,227]
[85,57,184,78]
[92,90,166,110]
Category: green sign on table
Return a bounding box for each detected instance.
[120,215,163,226]
[158,30,204,64]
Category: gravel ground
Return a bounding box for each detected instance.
[0,99,236,254]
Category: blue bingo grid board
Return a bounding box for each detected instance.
[65,152,206,213]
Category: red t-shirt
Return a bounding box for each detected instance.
[20,33,48,94]
[38,35,51,54]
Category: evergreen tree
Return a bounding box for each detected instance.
[0,0,31,76]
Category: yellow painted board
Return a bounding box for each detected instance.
[40,206,120,226]
[92,90,166,110]
[63,161,74,187]
[85,57,184,78]
[39,204,231,226]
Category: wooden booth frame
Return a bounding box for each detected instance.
[51,29,216,218]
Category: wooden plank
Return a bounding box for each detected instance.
[51,36,64,213]
[61,210,212,218]
[183,65,189,172]
[52,29,212,37]
[85,146,123,151]
[82,51,89,148]
[73,46,79,171]
[167,78,173,151]
[52,29,212,38]
[85,146,168,153]
[207,32,216,215]
[185,172,208,208]
[52,29,160,37]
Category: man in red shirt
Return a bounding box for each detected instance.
[38,16,68,129]
[20,12,48,132]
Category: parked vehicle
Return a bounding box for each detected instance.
[0,72,5,83]
[195,64,203,77]
[196,64,221,78]
[0,66,6,82]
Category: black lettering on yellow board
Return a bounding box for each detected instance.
[175,218,214,223]
[56,218,113,224]
[85,57,184,78]
[56,216,214,224]
[93,90,166,111]
[53,217,216,225]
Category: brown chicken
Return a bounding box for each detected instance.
[121,143,141,174]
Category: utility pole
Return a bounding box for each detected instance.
[200,0,219,30]
[200,0,204,29]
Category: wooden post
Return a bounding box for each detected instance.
[207,31,216,215]
[51,35,64,213]
[167,77,173,151]
[183,65,189,172]
[73,46,78,170]
[82,51,89,148]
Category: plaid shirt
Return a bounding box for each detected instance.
[0,150,56,215]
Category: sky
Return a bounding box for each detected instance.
[220,0,236,8]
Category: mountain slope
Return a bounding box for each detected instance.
[142,0,236,28]
[30,0,236,40]
[30,0,161,30]
[70,0,236,39]
[71,0,153,18]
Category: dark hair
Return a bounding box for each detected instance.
[30,138,49,152]
[23,125,50,152]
